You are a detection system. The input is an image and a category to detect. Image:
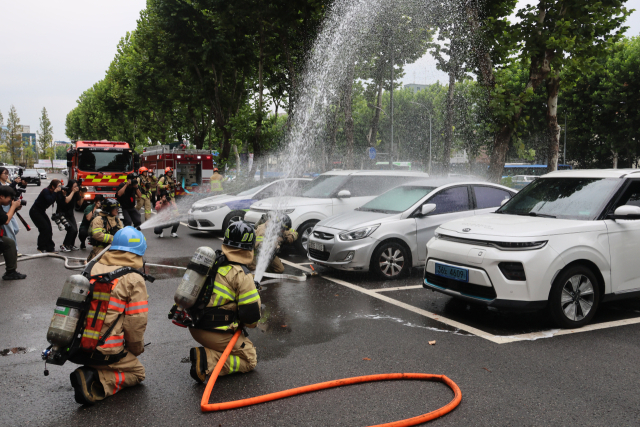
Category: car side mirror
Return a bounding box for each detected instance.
[500,198,509,206]
[337,190,351,198]
[421,203,436,216]
[610,205,640,220]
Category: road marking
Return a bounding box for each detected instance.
[372,285,424,292]
[280,259,640,344]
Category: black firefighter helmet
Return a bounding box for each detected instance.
[223,220,255,250]
[102,198,121,215]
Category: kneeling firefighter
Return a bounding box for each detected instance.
[41,227,154,405]
[169,220,261,382]
[87,198,123,262]
[248,212,297,274]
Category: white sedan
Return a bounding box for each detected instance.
[187,178,310,232]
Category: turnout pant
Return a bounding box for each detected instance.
[189,328,257,376]
[61,210,78,248]
[29,207,55,252]
[154,222,179,235]
[135,196,153,221]
[248,254,285,274]
[0,236,18,273]
[88,352,145,399]
[121,208,141,228]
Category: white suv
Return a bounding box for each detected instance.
[424,169,640,328]
[244,170,430,252]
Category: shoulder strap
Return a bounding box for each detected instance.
[90,266,155,283]
[227,261,251,275]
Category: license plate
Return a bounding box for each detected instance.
[308,241,324,252]
[434,263,469,283]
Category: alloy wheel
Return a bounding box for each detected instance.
[379,247,405,277]
[560,274,595,322]
[301,228,312,251]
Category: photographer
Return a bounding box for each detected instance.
[29,179,61,253]
[116,173,142,228]
[153,191,179,238]
[78,194,104,250]
[56,179,83,252]
[0,186,27,280]
[0,167,21,254]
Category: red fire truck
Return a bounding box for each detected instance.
[140,145,216,196]
[66,140,136,208]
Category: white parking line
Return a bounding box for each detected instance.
[280,259,640,344]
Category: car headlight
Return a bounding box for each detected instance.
[85,186,96,192]
[201,205,224,213]
[493,241,547,251]
[283,208,295,214]
[339,224,380,241]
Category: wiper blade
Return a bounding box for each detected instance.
[519,212,556,218]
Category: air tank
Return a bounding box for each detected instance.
[46,275,91,350]
[174,246,216,310]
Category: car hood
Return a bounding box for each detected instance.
[438,213,605,238]
[192,194,259,211]
[316,210,399,231]
[250,196,330,210]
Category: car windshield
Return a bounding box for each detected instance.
[301,175,348,198]
[358,186,436,213]
[497,177,620,220]
[78,150,133,172]
[237,183,270,196]
[24,169,38,175]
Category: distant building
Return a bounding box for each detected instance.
[22,133,36,147]
[54,140,71,146]
[404,83,429,93]
[19,125,30,133]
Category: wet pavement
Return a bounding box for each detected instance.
[2,175,640,426]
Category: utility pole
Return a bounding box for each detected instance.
[390,36,394,169]
[563,114,567,164]
[410,101,432,175]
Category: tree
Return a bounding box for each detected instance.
[38,107,55,167]
[6,105,22,165]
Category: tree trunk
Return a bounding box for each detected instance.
[326,99,341,172]
[253,23,264,167]
[443,69,456,175]
[342,61,356,169]
[233,144,241,172]
[487,125,514,182]
[545,76,561,173]
[367,79,384,146]
[612,150,619,169]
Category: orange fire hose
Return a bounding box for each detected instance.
[201,330,462,426]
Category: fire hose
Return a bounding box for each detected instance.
[0,253,87,269]
[201,329,462,426]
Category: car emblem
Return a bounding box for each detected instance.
[462,228,471,232]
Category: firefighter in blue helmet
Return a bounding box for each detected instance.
[70,227,149,405]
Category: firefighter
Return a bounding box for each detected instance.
[248,213,297,274]
[148,169,158,206]
[135,167,153,221]
[87,198,123,262]
[157,167,176,199]
[69,227,149,405]
[210,167,223,193]
[188,220,261,383]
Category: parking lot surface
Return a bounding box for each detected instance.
[2,176,640,426]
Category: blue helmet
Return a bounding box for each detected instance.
[110,226,147,256]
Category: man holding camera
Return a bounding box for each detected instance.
[56,180,84,252]
[0,186,27,280]
[116,173,142,228]
[135,167,153,221]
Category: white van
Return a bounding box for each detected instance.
[244,170,430,252]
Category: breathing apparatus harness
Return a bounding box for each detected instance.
[169,249,256,332]
[89,213,122,248]
[42,251,155,375]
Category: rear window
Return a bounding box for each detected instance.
[301,175,348,198]
[341,176,419,197]
[474,186,512,209]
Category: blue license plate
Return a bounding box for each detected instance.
[434,263,469,283]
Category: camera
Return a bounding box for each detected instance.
[51,213,71,231]
[14,187,27,207]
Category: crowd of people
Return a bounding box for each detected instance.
[0,166,185,279]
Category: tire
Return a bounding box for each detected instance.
[294,220,318,254]
[37,181,41,186]
[549,265,601,328]
[222,210,246,232]
[371,241,411,281]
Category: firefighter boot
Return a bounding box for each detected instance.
[189,347,208,384]
[70,367,102,405]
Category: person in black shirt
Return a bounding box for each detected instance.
[29,179,62,253]
[0,186,27,280]
[116,173,142,228]
[56,179,83,252]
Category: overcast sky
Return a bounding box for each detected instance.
[1,0,638,142]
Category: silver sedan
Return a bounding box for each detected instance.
[307,180,517,280]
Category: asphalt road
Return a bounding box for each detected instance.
[1,174,640,426]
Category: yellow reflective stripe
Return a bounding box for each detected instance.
[82,330,100,339]
[129,238,140,242]
[218,265,232,276]
[103,235,111,243]
[91,228,105,233]
[213,281,235,300]
[256,236,264,242]
[238,289,259,305]
[228,355,239,373]
[93,292,111,301]
[86,310,106,321]
[212,295,222,307]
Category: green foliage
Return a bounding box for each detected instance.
[6,105,22,165]
[37,107,55,166]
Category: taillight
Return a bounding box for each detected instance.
[498,262,526,281]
